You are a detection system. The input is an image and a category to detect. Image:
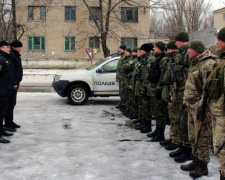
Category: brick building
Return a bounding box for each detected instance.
[16,0,150,68]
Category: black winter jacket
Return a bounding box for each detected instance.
[0,50,13,96]
[10,48,23,85]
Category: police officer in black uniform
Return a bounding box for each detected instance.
[4,40,23,132]
[0,40,14,143]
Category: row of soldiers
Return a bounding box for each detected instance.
[115,28,225,179]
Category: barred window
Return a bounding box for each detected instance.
[121,37,137,49]
[65,36,76,51]
[65,6,76,21]
[28,6,46,21]
[121,7,138,22]
[89,7,101,21]
[28,36,45,51]
[89,37,100,49]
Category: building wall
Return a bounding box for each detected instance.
[16,0,150,68]
[214,7,225,31]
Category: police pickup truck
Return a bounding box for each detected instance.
[52,55,120,105]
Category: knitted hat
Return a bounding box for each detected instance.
[10,40,23,47]
[141,43,153,52]
[132,48,138,52]
[119,45,126,50]
[155,41,165,51]
[217,27,225,42]
[190,40,205,53]
[175,31,189,42]
[167,40,178,49]
[125,48,132,54]
[0,40,10,47]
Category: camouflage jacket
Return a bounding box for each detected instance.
[116,53,125,82]
[183,50,215,106]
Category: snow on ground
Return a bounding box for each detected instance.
[0,93,220,180]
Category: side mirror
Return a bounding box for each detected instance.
[96,68,103,73]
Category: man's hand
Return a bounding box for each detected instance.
[182,104,188,111]
[13,85,18,89]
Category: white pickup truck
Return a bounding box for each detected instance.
[52,55,120,105]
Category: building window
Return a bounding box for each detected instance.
[121,7,138,22]
[28,36,45,51]
[121,37,137,49]
[89,7,101,21]
[65,6,76,21]
[65,36,76,51]
[28,6,46,21]
[223,13,225,21]
[89,37,100,49]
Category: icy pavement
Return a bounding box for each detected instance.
[0,93,220,180]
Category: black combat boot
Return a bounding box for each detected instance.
[160,139,172,146]
[180,156,198,171]
[151,125,165,142]
[140,120,152,133]
[165,143,179,150]
[189,160,208,178]
[132,119,142,124]
[0,135,10,143]
[11,122,21,128]
[1,129,13,136]
[174,147,192,163]
[169,146,183,157]
[4,125,17,132]
[147,125,159,138]
[220,171,225,180]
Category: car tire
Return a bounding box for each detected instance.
[67,84,89,105]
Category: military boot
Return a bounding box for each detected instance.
[220,171,225,180]
[147,124,159,138]
[151,125,165,142]
[189,160,208,178]
[0,135,10,143]
[180,156,198,171]
[174,147,192,163]
[160,139,171,146]
[140,120,152,133]
[169,146,183,157]
[165,143,179,150]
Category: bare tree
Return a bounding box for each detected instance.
[151,0,213,40]
[0,0,14,40]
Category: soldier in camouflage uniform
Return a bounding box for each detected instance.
[115,45,126,109]
[180,40,215,178]
[208,27,225,180]
[145,41,168,141]
[159,41,179,148]
[120,48,132,116]
[131,44,152,131]
[168,32,192,163]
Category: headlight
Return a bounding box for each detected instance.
[54,75,62,82]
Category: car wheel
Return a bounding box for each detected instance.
[67,84,89,105]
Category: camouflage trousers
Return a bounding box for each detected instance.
[172,101,190,148]
[210,95,225,176]
[119,81,126,106]
[143,95,151,120]
[137,96,144,120]
[150,97,167,127]
[188,105,212,164]
[168,102,175,139]
[126,89,138,116]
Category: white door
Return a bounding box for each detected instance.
[92,59,119,95]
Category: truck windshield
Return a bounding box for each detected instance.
[86,57,111,70]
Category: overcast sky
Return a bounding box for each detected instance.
[209,0,224,10]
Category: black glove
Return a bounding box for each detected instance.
[197,106,203,120]
[156,90,162,100]
[182,104,187,111]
